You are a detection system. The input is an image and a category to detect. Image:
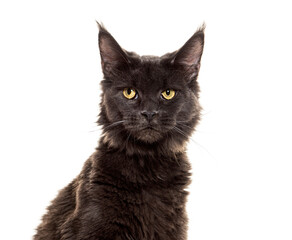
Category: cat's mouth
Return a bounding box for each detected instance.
[134,126,163,143]
[144,126,157,130]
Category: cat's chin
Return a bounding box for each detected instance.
[134,127,163,143]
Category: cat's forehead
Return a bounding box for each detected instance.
[140,55,160,63]
[123,55,184,91]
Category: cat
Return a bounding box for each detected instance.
[34,22,205,240]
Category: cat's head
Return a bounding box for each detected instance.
[97,23,204,153]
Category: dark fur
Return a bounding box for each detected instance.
[34,23,205,240]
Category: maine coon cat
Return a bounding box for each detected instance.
[34,23,205,240]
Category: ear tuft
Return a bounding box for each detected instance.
[96,21,108,35]
[197,22,206,33]
[97,23,129,75]
[172,24,205,77]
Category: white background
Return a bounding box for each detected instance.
[0,0,292,239]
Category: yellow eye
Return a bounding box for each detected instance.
[123,88,137,99]
[161,89,175,100]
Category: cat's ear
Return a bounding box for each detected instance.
[97,22,130,75]
[171,24,205,79]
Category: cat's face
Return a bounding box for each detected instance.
[98,24,204,145]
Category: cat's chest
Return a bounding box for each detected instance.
[84,181,187,240]
[90,152,190,239]
[115,183,186,239]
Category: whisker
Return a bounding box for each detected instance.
[190,137,215,159]
[176,120,196,123]
[176,122,193,130]
[102,120,125,131]
[125,132,131,149]
[201,111,211,116]
[88,129,101,133]
[173,126,189,139]
[173,126,214,158]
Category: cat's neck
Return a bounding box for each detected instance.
[93,136,191,186]
[99,128,188,158]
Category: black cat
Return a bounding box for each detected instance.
[34,23,205,240]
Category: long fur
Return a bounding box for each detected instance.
[34,23,205,240]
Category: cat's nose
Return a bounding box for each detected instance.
[140,110,158,121]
